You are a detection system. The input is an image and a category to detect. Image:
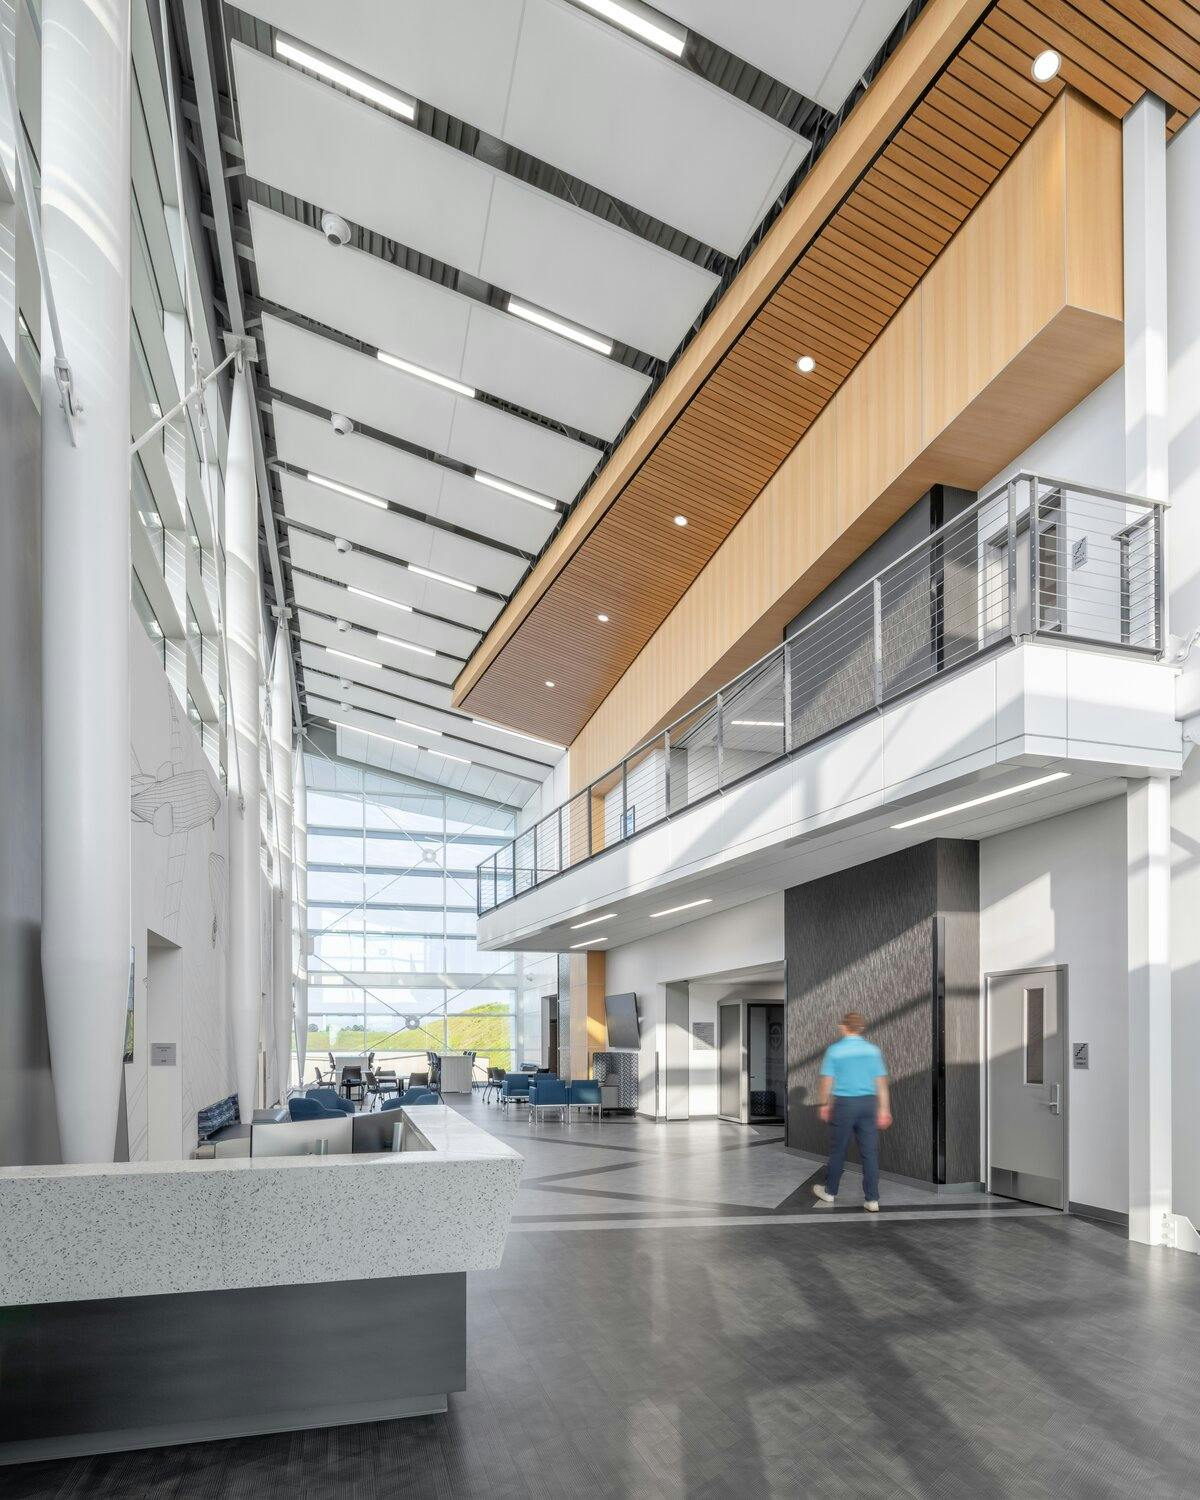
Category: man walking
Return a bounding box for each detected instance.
[811,1011,891,1212]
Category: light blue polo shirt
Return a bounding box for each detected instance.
[820,1035,886,1097]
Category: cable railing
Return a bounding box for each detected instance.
[477,473,1165,916]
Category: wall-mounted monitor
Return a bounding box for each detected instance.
[604,992,640,1051]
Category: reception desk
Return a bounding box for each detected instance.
[0,1105,521,1463]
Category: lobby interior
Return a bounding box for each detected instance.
[4,1,1200,1496]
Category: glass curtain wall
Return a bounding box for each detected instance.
[299,749,521,1085]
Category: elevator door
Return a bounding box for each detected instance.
[718,1002,744,1123]
[987,968,1066,1208]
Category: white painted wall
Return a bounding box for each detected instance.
[979,798,1128,1215]
[602,894,784,1116]
[127,620,235,1160]
[1166,110,1200,1228]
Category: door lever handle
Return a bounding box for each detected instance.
[1045,1083,1061,1114]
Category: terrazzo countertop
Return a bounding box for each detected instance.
[0,1106,522,1307]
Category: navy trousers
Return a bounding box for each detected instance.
[826,1095,880,1200]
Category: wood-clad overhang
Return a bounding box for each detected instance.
[451,0,1200,745]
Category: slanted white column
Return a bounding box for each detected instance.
[40,0,132,1162]
[1127,777,1173,1244]
[1123,95,1173,1246]
[292,744,309,1081]
[269,629,293,1100]
[225,347,262,1120]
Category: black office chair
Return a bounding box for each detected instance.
[340,1064,365,1104]
[483,1067,507,1104]
[408,1070,429,1090]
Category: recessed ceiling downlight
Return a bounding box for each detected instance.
[796,354,816,374]
[674,515,687,527]
[1032,49,1061,82]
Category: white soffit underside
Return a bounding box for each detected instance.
[279,469,526,595]
[250,205,650,441]
[286,527,501,633]
[232,44,718,360]
[658,0,911,112]
[273,404,557,557]
[504,0,808,257]
[262,313,600,504]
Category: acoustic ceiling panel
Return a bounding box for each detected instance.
[286,527,502,633]
[300,641,456,714]
[263,314,599,504]
[234,0,524,138]
[233,43,494,273]
[480,175,718,361]
[251,206,650,441]
[311,696,536,788]
[233,45,717,364]
[291,572,481,661]
[280,469,526,594]
[658,0,910,112]
[504,0,809,256]
[273,404,558,557]
[302,665,557,770]
[298,611,461,686]
[332,721,536,807]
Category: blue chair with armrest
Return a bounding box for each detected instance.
[528,1077,569,1124]
[288,1095,344,1121]
[306,1087,354,1116]
[500,1074,532,1111]
[568,1080,603,1123]
[380,1089,440,1111]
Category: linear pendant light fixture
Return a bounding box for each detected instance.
[891,772,1071,830]
[307,471,387,510]
[471,718,564,752]
[377,633,436,659]
[347,584,412,613]
[377,348,475,399]
[506,296,614,356]
[325,646,381,670]
[408,562,478,593]
[576,0,686,57]
[329,718,417,750]
[473,470,558,511]
[274,36,417,119]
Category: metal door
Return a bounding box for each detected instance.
[718,1001,744,1123]
[986,967,1066,1208]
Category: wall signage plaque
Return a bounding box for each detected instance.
[691,1021,714,1049]
[150,1042,177,1067]
[1072,1042,1089,1069]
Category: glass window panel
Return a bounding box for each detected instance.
[1024,988,1044,1085]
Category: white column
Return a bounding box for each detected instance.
[292,743,309,1082]
[1127,777,1173,1245]
[269,630,293,1101]
[1123,95,1173,1246]
[225,350,262,1120]
[40,0,132,1162]
[1124,94,1169,506]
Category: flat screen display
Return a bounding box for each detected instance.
[604,992,640,1051]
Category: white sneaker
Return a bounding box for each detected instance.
[864,1200,880,1213]
[812,1184,836,1204]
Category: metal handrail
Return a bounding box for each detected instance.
[476,473,1166,916]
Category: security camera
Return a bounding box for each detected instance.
[339,678,351,692]
[335,617,351,633]
[334,536,352,555]
[340,702,352,714]
[321,211,352,247]
[330,412,354,437]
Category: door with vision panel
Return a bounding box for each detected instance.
[986,968,1065,1208]
[718,1001,744,1123]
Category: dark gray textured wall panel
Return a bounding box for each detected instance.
[0,1272,465,1461]
[785,840,980,1184]
[0,337,58,1166]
